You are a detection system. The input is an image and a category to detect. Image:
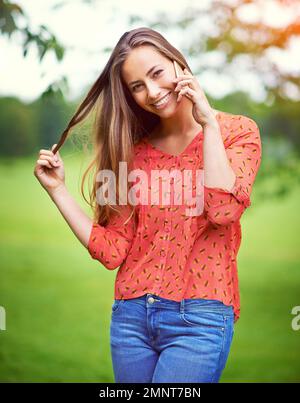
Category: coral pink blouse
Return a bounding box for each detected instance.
[87,112,262,322]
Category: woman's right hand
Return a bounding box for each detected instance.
[34,144,65,195]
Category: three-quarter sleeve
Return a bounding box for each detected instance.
[87,204,136,270]
[204,116,262,226]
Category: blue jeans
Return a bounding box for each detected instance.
[110,293,235,383]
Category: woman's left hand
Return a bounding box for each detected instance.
[174,68,216,127]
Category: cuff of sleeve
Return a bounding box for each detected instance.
[87,222,106,259]
[230,179,251,207]
[204,177,251,208]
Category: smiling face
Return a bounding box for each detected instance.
[121,45,179,117]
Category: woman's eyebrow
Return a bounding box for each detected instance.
[129,65,161,86]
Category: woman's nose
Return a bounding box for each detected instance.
[146,82,161,100]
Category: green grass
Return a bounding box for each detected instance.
[0,153,300,382]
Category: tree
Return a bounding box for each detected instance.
[0,0,66,95]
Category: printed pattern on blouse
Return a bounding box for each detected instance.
[87,112,262,323]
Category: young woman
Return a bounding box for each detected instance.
[34,27,262,383]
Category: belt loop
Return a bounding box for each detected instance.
[180,298,185,314]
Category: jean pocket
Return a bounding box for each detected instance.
[111,299,124,313]
[180,310,225,331]
[223,314,235,338]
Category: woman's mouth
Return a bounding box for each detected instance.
[151,91,172,109]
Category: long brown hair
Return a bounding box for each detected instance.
[52,27,192,226]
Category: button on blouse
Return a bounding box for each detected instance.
[87,112,262,323]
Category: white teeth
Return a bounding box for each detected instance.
[153,92,171,106]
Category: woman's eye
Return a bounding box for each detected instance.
[132,70,163,92]
[153,69,163,77]
[132,84,142,91]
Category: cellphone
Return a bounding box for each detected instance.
[173,60,184,78]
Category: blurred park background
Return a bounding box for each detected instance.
[0,0,300,382]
